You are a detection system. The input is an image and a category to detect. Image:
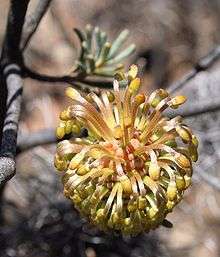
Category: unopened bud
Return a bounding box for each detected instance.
[175,175,185,190]
[184,175,192,189]
[128,64,138,80]
[120,178,132,194]
[169,95,186,109]
[56,126,65,139]
[107,91,115,102]
[167,181,177,201]
[128,78,140,94]
[148,163,160,180]
[60,110,70,120]
[135,94,145,105]
[54,154,68,171]
[166,200,175,211]
[72,124,81,134]
[176,153,191,169]
[148,207,158,218]
[138,196,147,210]
[176,125,192,142]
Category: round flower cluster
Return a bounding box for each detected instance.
[54,65,198,235]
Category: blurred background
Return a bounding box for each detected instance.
[1,0,220,256]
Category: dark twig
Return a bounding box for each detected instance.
[23,66,113,88]
[24,45,220,91]
[20,0,53,51]
[0,0,30,186]
[168,46,220,93]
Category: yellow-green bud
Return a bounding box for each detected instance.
[138,196,147,210]
[56,126,65,139]
[148,163,160,180]
[169,95,187,109]
[176,125,192,142]
[127,64,138,80]
[107,91,115,102]
[128,78,140,94]
[54,155,67,171]
[175,175,185,191]
[176,153,191,169]
[72,124,81,134]
[135,94,145,105]
[184,175,192,189]
[167,182,177,201]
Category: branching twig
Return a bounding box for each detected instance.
[24,45,220,92]
[23,66,113,89]
[0,0,52,186]
[168,46,220,93]
[20,0,52,51]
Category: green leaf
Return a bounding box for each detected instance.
[94,64,123,77]
[95,42,111,67]
[106,44,136,65]
[85,24,93,51]
[94,27,102,58]
[85,54,95,73]
[108,29,129,59]
[100,32,107,47]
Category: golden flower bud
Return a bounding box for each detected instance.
[54,154,68,171]
[176,125,192,143]
[128,78,141,94]
[107,91,115,102]
[128,64,138,80]
[60,110,70,120]
[148,163,160,180]
[167,182,177,201]
[169,95,186,109]
[134,94,145,105]
[175,175,185,191]
[176,153,191,169]
[65,120,73,134]
[56,126,65,139]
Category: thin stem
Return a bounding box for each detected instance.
[168,46,220,93]
[20,0,53,51]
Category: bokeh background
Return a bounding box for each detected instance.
[1,0,220,256]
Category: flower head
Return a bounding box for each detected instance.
[54,65,198,235]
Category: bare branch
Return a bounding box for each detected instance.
[168,97,220,118]
[0,65,23,184]
[20,0,52,51]
[24,45,220,92]
[17,128,88,154]
[195,158,220,191]
[17,128,57,154]
[23,66,113,89]
[0,0,30,186]
[168,46,220,93]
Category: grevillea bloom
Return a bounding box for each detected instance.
[54,65,198,235]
